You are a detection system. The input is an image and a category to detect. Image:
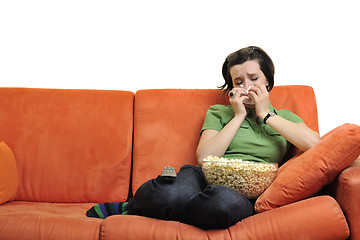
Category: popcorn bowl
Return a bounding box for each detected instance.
[201,156,278,199]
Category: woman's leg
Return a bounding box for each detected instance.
[129,165,207,221]
[181,185,254,229]
[86,165,206,219]
[87,165,253,229]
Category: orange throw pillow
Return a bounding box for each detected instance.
[255,123,360,213]
[0,141,18,204]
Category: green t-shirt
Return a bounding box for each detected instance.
[201,103,304,163]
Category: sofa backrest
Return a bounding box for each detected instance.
[0,88,134,203]
[269,85,319,133]
[132,85,319,193]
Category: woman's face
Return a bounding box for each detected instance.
[229,60,268,90]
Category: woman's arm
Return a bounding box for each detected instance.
[249,85,321,151]
[196,114,244,165]
[262,116,321,151]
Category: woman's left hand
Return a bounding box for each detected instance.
[247,85,270,119]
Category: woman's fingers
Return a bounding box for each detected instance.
[228,88,249,116]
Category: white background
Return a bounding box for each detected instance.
[1,0,359,136]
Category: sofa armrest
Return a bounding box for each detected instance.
[333,157,360,240]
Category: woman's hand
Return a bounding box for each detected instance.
[247,85,270,119]
[229,88,249,117]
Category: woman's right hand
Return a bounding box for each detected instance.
[228,88,249,117]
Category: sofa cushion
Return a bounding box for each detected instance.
[132,89,228,192]
[269,85,319,133]
[100,196,349,240]
[0,141,18,205]
[0,201,102,240]
[0,88,134,203]
[255,123,360,213]
[101,215,209,240]
[232,196,349,240]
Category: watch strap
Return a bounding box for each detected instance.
[263,112,276,124]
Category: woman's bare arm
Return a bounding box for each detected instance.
[196,115,245,165]
[263,116,321,151]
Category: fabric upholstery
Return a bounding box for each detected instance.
[334,158,360,240]
[0,201,102,240]
[0,141,18,205]
[100,196,349,240]
[269,85,319,133]
[255,123,360,213]
[132,86,319,193]
[0,88,134,203]
[132,89,228,192]
[230,196,349,240]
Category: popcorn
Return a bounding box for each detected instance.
[201,156,278,199]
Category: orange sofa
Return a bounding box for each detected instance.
[0,86,359,240]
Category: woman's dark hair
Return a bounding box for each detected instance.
[220,46,275,93]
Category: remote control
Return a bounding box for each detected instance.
[162,166,177,178]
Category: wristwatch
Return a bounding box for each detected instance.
[263,112,276,124]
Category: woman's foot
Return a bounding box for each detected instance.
[86,202,129,219]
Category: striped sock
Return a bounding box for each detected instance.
[86,202,129,219]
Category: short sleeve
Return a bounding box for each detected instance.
[276,109,304,124]
[201,105,224,133]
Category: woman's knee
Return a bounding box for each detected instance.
[183,185,254,229]
[130,166,207,220]
[136,166,205,201]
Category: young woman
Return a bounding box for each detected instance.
[197,46,320,164]
[86,46,321,230]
